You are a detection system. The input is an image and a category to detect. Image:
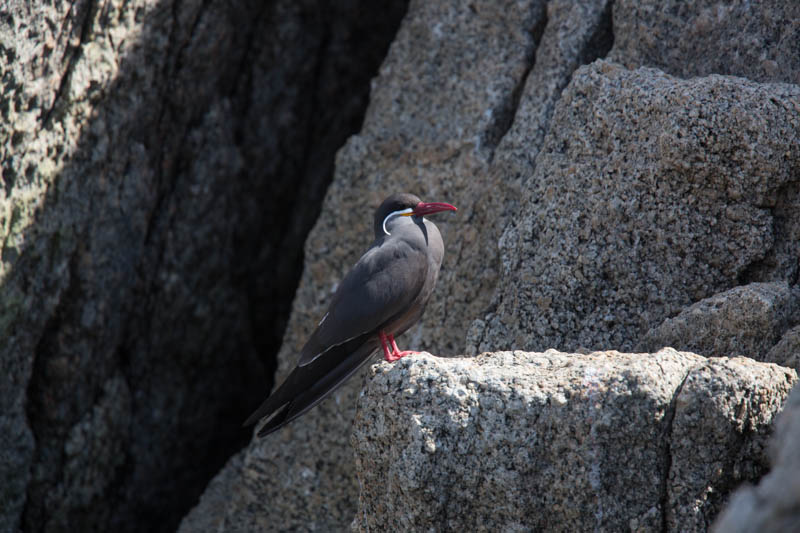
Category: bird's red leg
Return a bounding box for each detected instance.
[388,335,401,354]
[387,334,421,360]
[379,331,398,362]
[379,332,420,362]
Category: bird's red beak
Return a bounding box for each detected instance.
[413,201,457,216]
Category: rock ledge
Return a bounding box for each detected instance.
[353,350,797,531]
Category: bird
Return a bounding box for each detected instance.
[244,192,457,437]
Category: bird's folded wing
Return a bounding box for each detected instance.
[247,336,380,435]
[298,241,427,366]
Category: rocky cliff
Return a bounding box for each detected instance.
[3,0,800,531]
[1,0,406,531]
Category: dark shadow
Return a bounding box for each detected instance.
[6,0,408,531]
[579,0,615,65]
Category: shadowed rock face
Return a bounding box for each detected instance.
[352,351,797,532]
[180,0,619,529]
[1,0,407,531]
[180,0,800,530]
[713,384,800,532]
[6,0,800,531]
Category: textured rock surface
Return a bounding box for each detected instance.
[610,0,800,85]
[352,351,797,531]
[176,454,244,533]
[470,0,800,355]
[638,282,800,359]
[0,0,406,531]
[470,62,800,354]
[765,326,800,373]
[667,358,796,531]
[485,0,613,256]
[182,0,622,529]
[7,0,800,529]
[713,383,800,532]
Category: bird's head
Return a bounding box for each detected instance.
[374,193,457,237]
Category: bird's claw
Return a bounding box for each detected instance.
[380,332,420,362]
[384,350,420,362]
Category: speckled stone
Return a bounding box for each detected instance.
[713,383,800,532]
[470,62,800,354]
[609,0,800,289]
[200,0,630,528]
[1,0,405,530]
[667,357,797,530]
[352,350,797,531]
[203,0,554,530]
[609,0,800,85]
[764,326,800,374]
[637,282,800,360]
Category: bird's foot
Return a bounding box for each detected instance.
[380,332,420,362]
[384,349,420,362]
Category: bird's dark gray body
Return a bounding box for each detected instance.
[244,193,454,437]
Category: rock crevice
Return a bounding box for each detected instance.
[659,364,694,533]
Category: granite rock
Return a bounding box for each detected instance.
[470,62,800,354]
[352,350,797,531]
[765,326,800,374]
[608,0,800,299]
[0,0,405,530]
[8,0,800,529]
[190,0,625,529]
[667,357,797,530]
[608,0,800,291]
[470,0,800,356]
[610,0,800,85]
[637,282,800,360]
[713,383,800,532]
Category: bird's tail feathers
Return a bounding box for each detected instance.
[242,370,301,428]
[245,335,380,438]
[254,401,293,437]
